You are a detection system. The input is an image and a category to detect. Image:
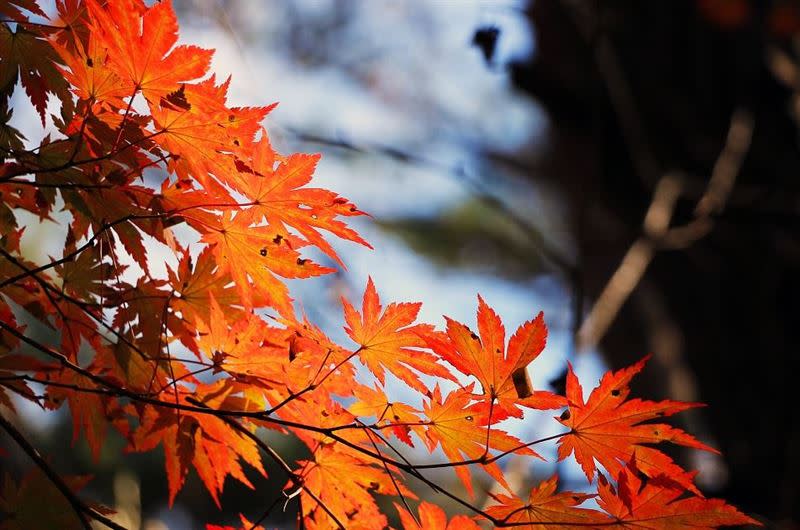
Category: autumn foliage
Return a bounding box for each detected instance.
[0,1,761,529]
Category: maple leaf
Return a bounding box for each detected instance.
[421,296,566,421]
[1,1,46,22]
[85,0,212,100]
[295,445,416,530]
[54,233,119,302]
[342,277,456,393]
[484,474,606,529]
[238,137,371,266]
[202,209,333,315]
[194,294,308,393]
[395,501,482,530]
[168,247,270,337]
[128,382,266,506]
[149,80,271,194]
[0,22,71,124]
[422,384,537,497]
[596,456,761,528]
[50,27,128,107]
[0,353,55,410]
[43,367,129,461]
[0,299,21,357]
[349,383,422,446]
[556,356,716,493]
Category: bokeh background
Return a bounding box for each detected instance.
[4,0,799,528]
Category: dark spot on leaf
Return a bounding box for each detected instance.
[470,332,479,340]
[234,159,255,175]
[611,389,621,397]
[393,414,400,421]
[321,410,329,417]
[273,234,283,244]
[560,409,571,421]
[259,247,267,257]
[228,114,235,122]
[296,258,307,266]
[465,415,473,421]
[233,139,240,146]
[368,481,380,491]
[86,57,93,67]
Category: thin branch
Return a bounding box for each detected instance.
[0,414,127,530]
[576,110,755,352]
[289,129,577,277]
[0,18,68,30]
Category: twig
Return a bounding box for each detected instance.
[576,110,754,352]
[0,414,127,530]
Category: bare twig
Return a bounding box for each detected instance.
[576,110,754,352]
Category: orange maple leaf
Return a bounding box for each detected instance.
[202,209,333,315]
[342,277,456,393]
[295,446,416,530]
[484,474,606,529]
[556,356,716,493]
[421,296,566,421]
[349,383,422,446]
[396,501,481,530]
[50,28,128,107]
[596,456,761,528]
[86,0,212,100]
[129,382,266,506]
[238,137,371,266]
[422,384,536,497]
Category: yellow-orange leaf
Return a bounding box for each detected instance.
[484,474,606,529]
[86,0,212,100]
[342,277,456,393]
[396,501,481,530]
[421,296,566,421]
[422,385,536,497]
